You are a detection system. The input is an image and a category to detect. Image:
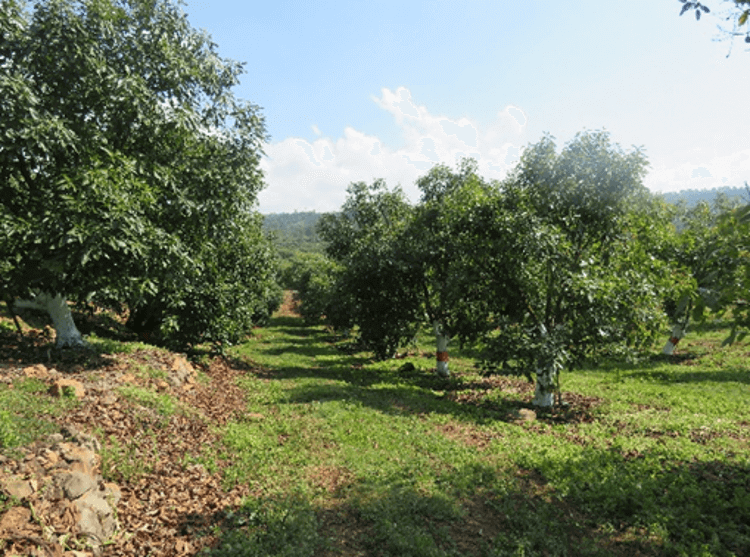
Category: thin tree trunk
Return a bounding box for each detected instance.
[532,365,556,408]
[4,298,24,334]
[434,321,450,378]
[15,293,85,348]
[662,324,685,355]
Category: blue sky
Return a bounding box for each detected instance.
[184,0,750,214]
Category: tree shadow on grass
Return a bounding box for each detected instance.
[240,317,599,427]
[185,459,670,557]
[526,447,750,556]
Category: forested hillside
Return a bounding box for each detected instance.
[660,185,749,208]
[263,212,325,254]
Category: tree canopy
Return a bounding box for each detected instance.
[0,0,279,348]
[309,131,675,407]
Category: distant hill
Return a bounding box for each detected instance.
[659,186,749,208]
[263,211,326,254]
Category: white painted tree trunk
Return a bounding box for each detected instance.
[662,325,685,355]
[15,293,86,348]
[532,365,556,408]
[434,321,450,378]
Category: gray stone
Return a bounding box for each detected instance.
[2,477,34,499]
[75,490,118,541]
[59,471,97,499]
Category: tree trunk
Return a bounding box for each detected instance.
[434,321,450,377]
[662,324,685,355]
[532,365,556,408]
[15,293,86,348]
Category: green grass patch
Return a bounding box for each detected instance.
[117,385,178,416]
[207,312,750,556]
[0,377,78,452]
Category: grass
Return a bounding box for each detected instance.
[0,377,79,451]
[1,300,747,556]
[116,384,179,416]
[197,315,750,557]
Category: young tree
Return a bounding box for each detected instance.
[655,200,742,354]
[0,0,276,349]
[402,159,511,377]
[483,131,670,407]
[714,201,750,344]
[317,180,420,359]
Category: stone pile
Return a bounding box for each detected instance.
[0,425,120,556]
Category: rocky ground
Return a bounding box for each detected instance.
[0,304,282,556]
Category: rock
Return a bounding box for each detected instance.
[169,355,196,387]
[41,448,61,468]
[513,408,537,423]
[102,482,122,506]
[0,430,119,556]
[59,471,97,499]
[61,424,80,439]
[58,443,98,475]
[1,476,34,499]
[49,379,86,399]
[22,363,49,378]
[75,489,118,542]
[0,506,32,536]
[48,433,65,444]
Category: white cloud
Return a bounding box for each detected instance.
[257,86,750,213]
[258,86,529,213]
[644,148,750,193]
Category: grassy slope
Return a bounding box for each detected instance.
[1,299,749,556]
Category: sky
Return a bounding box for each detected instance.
[183,0,750,214]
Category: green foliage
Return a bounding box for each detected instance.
[318,179,420,357]
[263,212,324,255]
[0,0,279,348]
[288,254,342,325]
[99,434,153,482]
[358,488,462,557]
[715,201,750,343]
[481,131,669,386]
[660,186,749,209]
[678,0,750,48]
[0,410,20,448]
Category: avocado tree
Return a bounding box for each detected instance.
[654,199,743,354]
[714,200,750,344]
[482,131,671,407]
[316,162,521,376]
[0,0,277,349]
[400,159,519,377]
[316,180,420,359]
